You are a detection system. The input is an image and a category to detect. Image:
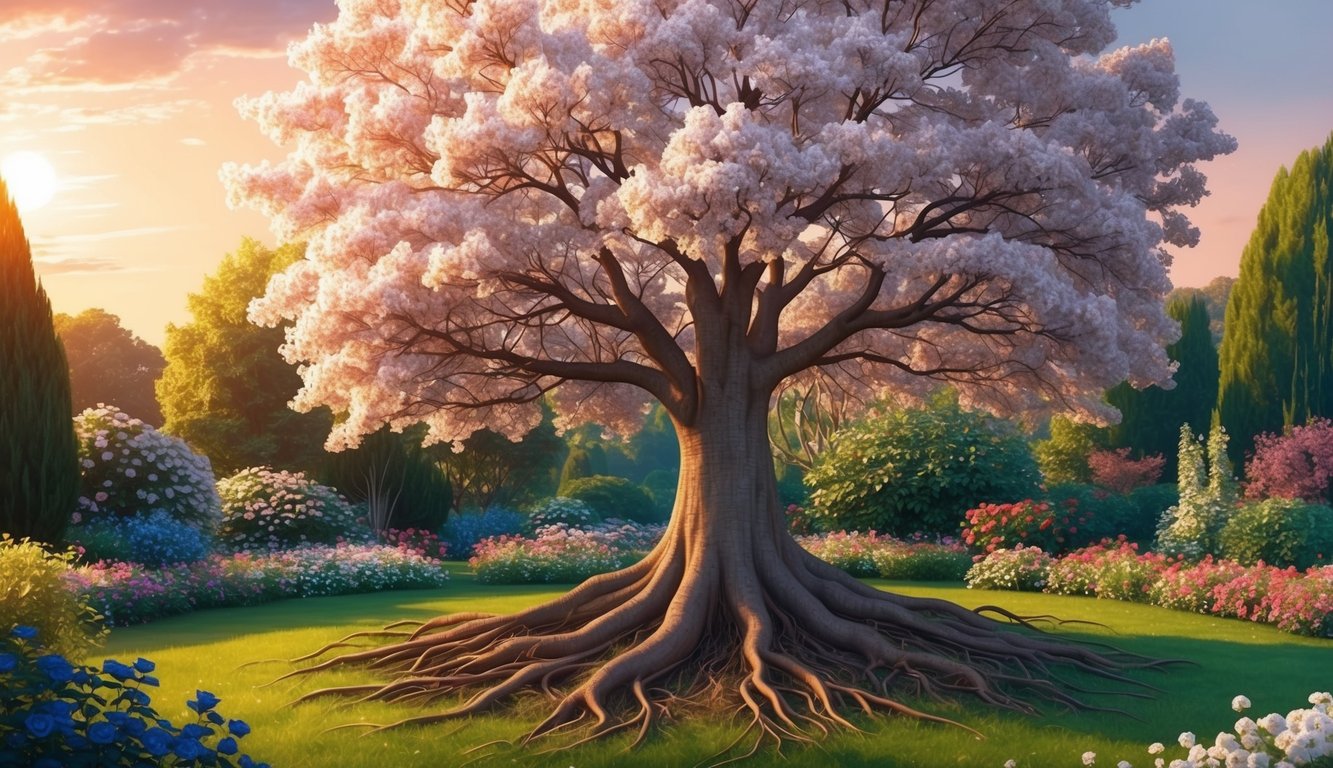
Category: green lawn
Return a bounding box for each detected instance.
[98,571,1332,768]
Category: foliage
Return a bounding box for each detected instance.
[1169,275,1234,346]
[470,523,662,584]
[215,467,368,553]
[0,535,105,657]
[1042,483,1143,547]
[74,405,222,532]
[1043,539,1172,603]
[1032,415,1108,486]
[376,528,448,560]
[157,239,332,476]
[53,308,166,426]
[1244,417,1333,503]
[1157,423,1238,560]
[961,499,1077,556]
[68,545,449,627]
[965,547,1055,592]
[435,403,563,512]
[640,469,678,520]
[768,378,852,475]
[0,627,267,768]
[320,425,452,534]
[1219,498,1333,570]
[625,404,681,482]
[438,507,529,559]
[0,181,79,545]
[1087,448,1165,494]
[1126,484,1179,542]
[871,542,971,581]
[1103,293,1219,480]
[1218,134,1333,466]
[1147,556,1248,614]
[795,531,895,578]
[557,475,660,524]
[66,510,211,568]
[528,497,600,530]
[808,394,1041,537]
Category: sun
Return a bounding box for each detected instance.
[0,151,59,214]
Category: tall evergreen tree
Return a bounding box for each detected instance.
[1105,293,1219,479]
[0,179,79,543]
[1217,135,1333,466]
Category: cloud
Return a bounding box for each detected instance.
[32,255,126,274]
[0,1,337,86]
[180,137,206,146]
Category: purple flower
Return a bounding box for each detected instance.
[24,713,55,738]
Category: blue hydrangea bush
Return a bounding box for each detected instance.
[66,510,211,568]
[74,405,222,532]
[441,506,529,557]
[0,626,266,767]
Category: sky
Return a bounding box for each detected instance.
[1,1,1331,348]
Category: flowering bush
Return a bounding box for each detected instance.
[1244,417,1333,503]
[67,544,449,627]
[74,405,221,532]
[0,626,266,767]
[1081,691,1333,768]
[558,475,661,524]
[1044,484,1145,548]
[797,531,895,578]
[1219,498,1333,570]
[1087,447,1165,494]
[872,542,972,581]
[471,523,663,584]
[965,546,1055,592]
[440,506,529,557]
[1148,557,1249,614]
[0,535,106,658]
[1157,424,1237,560]
[1044,539,1172,603]
[216,467,369,552]
[528,497,600,530]
[783,503,822,535]
[377,527,448,560]
[66,510,211,568]
[962,499,1077,556]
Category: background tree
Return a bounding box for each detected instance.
[1032,414,1110,485]
[226,0,1232,746]
[1217,135,1333,466]
[435,404,564,512]
[54,308,165,425]
[319,424,453,533]
[157,239,332,475]
[0,180,78,544]
[1170,275,1232,346]
[1104,293,1218,479]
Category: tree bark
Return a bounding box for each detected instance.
[281,374,1162,756]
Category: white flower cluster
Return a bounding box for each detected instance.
[73,405,221,531]
[216,467,369,552]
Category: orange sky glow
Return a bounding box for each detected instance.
[2,0,1331,347]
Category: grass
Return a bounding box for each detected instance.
[95,571,1331,768]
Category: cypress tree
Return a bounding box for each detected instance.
[1217,135,1333,466]
[0,180,79,543]
[1105,293,1219,479]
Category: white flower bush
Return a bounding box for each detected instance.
[74,405,221,532]
[216,467,371,552]
[528,496,600,530]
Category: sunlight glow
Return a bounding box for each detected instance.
[1,151,59,213]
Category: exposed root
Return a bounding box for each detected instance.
[272,533,1170,764]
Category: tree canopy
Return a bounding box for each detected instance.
[54,308,166,425]
[225,0,1233,751]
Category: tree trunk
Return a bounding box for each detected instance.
[283,379,1161,755]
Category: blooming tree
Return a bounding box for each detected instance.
[1244,418,1333,502]
[226,0,1233,749]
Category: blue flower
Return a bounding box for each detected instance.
[227,719,251,737]
[87,721,117,745]
[187,689,221,714]
[0,652,17,673]
[102,659,136,680]
[217,736,239,755]
[11,625,37,640]
[140,674,160,687]
[39,699,76,722]
[104,712,131,727]
[24,713,55,738]
[124,688,150,706]
[5,732,26,749]
[172,736,205,761]
[180,723,211,740]
[141,727,173,757]
[132,657,155,673]
[34,654,74,683]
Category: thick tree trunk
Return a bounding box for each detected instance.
[283,380,1161,755]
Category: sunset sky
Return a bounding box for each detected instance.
[2,0,1331,347]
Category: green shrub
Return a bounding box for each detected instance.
[319,425,452,534]
[1126,483,1178,543]
[807,393,1040,536]
[558,475,660,524]
[640,469,678,519]
[964,546,1054,592]
[1041,483,1138,549]
[216,467,369,552]
[74,405,221,532]
[0,535,105,657]
[1219,498,1333,569]
[873,543,971,581]
[528,497,600,529]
